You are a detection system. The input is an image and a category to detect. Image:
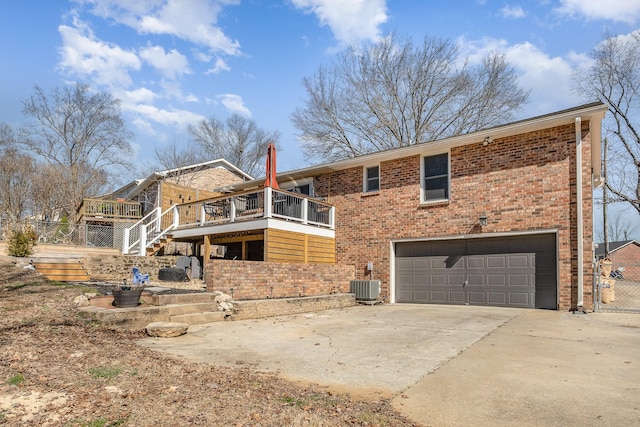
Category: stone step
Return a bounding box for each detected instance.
[81,293,356,329]
[163,302,219,316]
[170,311,226,324]
[151,293,217,305]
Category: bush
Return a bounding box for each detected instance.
[7,229,37,257]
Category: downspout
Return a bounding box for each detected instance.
[575,117,584,310]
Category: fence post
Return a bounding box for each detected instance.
[122,227,130,255]
[173,205,180,229]
[302,198,308,224]
[139,224,147,256]
[230,197,237,222]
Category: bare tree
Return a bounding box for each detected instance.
[0,149,35,225]
[188,113,280,177]
[292,33,529,162]
[574,31,640,215]
[143,139,211,188]
[19,83,133,220]
[595,208,640,242]
[0,123,13,151]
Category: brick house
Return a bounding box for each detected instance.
[214,102,606,311]
[79,159,252,253]
[107,158,253,215]
[595,240,640,279]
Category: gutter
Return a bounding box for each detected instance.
[575,117,584,310]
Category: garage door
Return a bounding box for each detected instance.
[395,234,557,309]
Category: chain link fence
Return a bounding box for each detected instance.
[0,219,129,250]
[595,261,640,313]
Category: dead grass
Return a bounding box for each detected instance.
[0,259,419,426]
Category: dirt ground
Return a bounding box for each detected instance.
[0,259,419,426]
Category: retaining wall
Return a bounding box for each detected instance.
[204,259,356,300]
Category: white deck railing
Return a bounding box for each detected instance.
[122,188,334,255]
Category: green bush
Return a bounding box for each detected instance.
[7,229,37,257]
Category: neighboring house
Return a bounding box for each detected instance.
[108,158,253,215]
[122,102,606,311]
[595,240,640,279]
[79,159,252,252]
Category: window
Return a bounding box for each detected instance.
[281,178,313,196]
[290,183,311,195]
[422,153,449,202]
[364,165,380,193]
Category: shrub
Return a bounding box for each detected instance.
[7,229,37,257]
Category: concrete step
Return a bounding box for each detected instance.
[170,311,226,324]
[151,293,217,305]
[163,302,219,316]
[82,293,356,329]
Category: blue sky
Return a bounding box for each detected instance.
[1,0,639,177]
[2,0,640,239]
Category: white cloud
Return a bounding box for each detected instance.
[556,0,640,24]
[457,36,579,116]
[500,5,526,19]
[217,94,251,116]
[291,0,388,46]
[205,58,231,74]
[58,14,140,87]
[123,87,159,104]
[157,80,199,103]
[139,44,191,79]
[78,0,242,55]
[124,102,205,127]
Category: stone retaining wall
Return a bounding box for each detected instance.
[81,293,356,329]
[84,255,179,282]
[233,293,356,320]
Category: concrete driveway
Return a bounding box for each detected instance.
[138,305,640,426]
[138,304,517,398]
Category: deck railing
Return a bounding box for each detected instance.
[81,198,142,219]
[122,188,334,255]
[176,188,334,229]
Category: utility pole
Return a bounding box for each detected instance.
[603,137,609,258]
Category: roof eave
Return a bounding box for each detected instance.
[222,102,608,192]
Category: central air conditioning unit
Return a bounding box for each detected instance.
[349,280,381,301]
[211,245,227,258]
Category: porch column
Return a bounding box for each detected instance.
[264,187,273,218]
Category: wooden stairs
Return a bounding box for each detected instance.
[32,258,91,282]
[145,234,174,256]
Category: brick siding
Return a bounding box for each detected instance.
[204,259,355,300]
[314,122,594,311]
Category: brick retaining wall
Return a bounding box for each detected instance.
[205,259,356,300]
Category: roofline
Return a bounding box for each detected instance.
[119,159,253,199]
[222,102,607,191]
[598,240,640,254]
[157,158,253,181]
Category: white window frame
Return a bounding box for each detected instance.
[420,151,450,203]
[280,177,314,196]
[363,164,380,193]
